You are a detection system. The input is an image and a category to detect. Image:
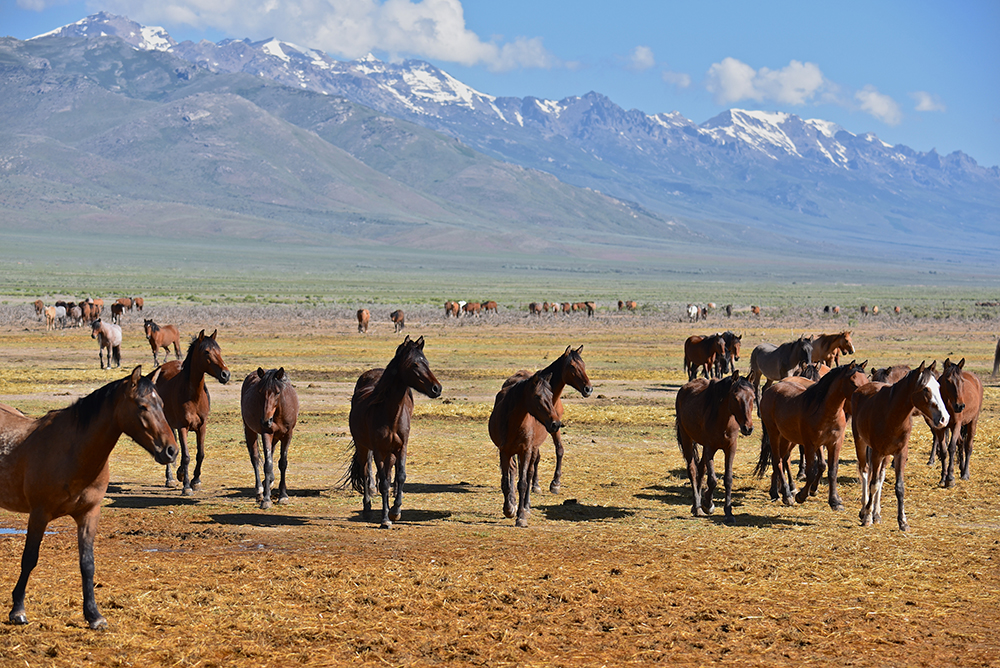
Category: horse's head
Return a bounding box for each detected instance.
[527,371,563,434]
[940,358,968,414]
[912,361,949,429]
[256,367,287,433]
[839,331,856,355]
[143,319,155,335]
[726,332,742,362]
[189,329,231,384]
[118,366,177,465]
[728,370,755,436]
[397,336,442,399]
[796,336,814,366]
[842,360,869,394]
[563,345,593,397]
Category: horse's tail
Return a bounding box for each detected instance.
[683,353,691,378]
[753,420,771,478]
[341,441,369,494]
[112,345,121,367]
[675,419,700,462]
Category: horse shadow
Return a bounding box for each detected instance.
[207,513,311,528]
[346,509,452,525]
[538,500,634,522]
[222,487,325,500]
[403,482,483,495]
[106,492,200,509]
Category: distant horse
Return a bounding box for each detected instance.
[91,298,104,315]
[618,300,624,311]
[927,358,983,487]
[347,336,441,527]
[79,300,98,322]
[725,304,733,317]
[445,301,461,317]
[810,331,855,366]
[872,306,880,316]
[489,369,563,527]
[241,368,299,509]
[44,305,57,331]
[561,302,572,314]
[754,361,868,510]
[747,336,814,400]
[686,304,700,321]
[90,319,122,370]
[529,302,542,315]
[625,300,637,311]
[144,319,181,367]
[115,297,133,311]
[853,362,949,531]
[483,300,498,313]
[132,297,144,311]
[68,304,83,327]
[155,330,231,495]
[684,333,726,381]
[870,365,910,384]
[583,301,595,317]
[463,302,482,316]
[860,305,869,316]
[110,302,125,324]
[713,331,742,377]
[390,309,405,333]
[32,299,44,319]
[993,339,1000,377]
[676,370,755,523]
[357,308,370,333]
[528,345,593,494]
[750,305,761,316]
[0,366,176,629]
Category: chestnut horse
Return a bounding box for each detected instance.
[683,333,727,381]
[852,362,949,531]
[347,336,441,528]
[144,319,181,367]
[155,330,231,494]
[390,309,405,333]
[675,370,755,523]
[747,336,814,400]
[870,365,910,384]
[927,358,983,487]
[527,345,593,494]
[357,308,370,333]
[810,331,855,366]
[0,366,176,629]
[90,318,122,369]
[241,368,299,509]
[754,361,868,510]
[489,369,563,527]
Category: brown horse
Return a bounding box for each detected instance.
[0,366,176,629]
[132,296,144,311]
[684,333,727,381]
[810,331,855,366]
[155,330,231,495]
[852,362,949,531]
[463,302,482,316]
[445,301,461,317]
[390,309,405,333]
[241,368,299,509]
[713,331,742,377]
[527,346,593,494]
[346,336,441,528]
[32,299,44,319]
[489,369,563,527]
[870,365,911,384]
[115,297,133,311]
[90,318,122,369]
[357,308,370,333]
[754,361,868,510]
[928,358,983,487]
[676,370,756,523]
[144,319,181,367]
[483,300,498,313]
[110,302,125,324]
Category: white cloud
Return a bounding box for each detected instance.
[910,90,946,112]
[856,85,902,125]
[627,45,655,71]
[661,70,691,89]
[705,57,828,106]
[96,0,557,71]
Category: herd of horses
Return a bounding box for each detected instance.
[34,297,143,331]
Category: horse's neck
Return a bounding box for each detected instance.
[49,405,120,483]
[885,380,918,426]
[542,357,568,399]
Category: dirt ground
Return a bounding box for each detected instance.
[1,304,998,667]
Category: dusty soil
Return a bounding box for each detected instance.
[1,303,998,667]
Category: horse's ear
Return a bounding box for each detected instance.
[197,329,206,340]
[737,334,742,340]
[416,336,425,349]
[276,367,285,380]
[731,368,739,379]
[859,360,868,370]
[957,358,966,370]
[129,365,143,387]
[564,345,572,355]
[210,329,218,340]
[257,367,265,378]
[575,345,584,354]
[927,360,937,373]
[148,367,162,385]
[403,335,411,344]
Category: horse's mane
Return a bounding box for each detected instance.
[146,320,160,333]
[541,347,581,378]
[183,334,219,367]
[67,374,155,429]
[367,340,418,404]
[799,363,859,409]
[260,368,290,393]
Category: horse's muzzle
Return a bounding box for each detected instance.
[547,420,563,434]
[427,383,443,399]
[156,443,178,465]
[953,403,965,414]
[218,369,232,384]
[741,425,754,437]
[581,386,593,398]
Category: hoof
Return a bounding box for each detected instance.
[703,503,715,515]
[831,503,845,512]
[515,518,528,528]
[782,497,796,507]
[503,504,516,519]
[181,488,194,497]
[260,499,272,510]
[693,507,706,517]
[191,480,202,491]
[899,522,910,532]
[549,483,561,494]
[723,514,735,526]
[388,510,401,522]
[165,479,177,488]
[861,517,872,527]
[379,521,392,529]
[531,484,542,494]
[9,612,27,625]
[88,616,108,631]
[277,495,289,505]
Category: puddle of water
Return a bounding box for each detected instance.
[0,528,26,535]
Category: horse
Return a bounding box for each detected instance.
[463,302,482,316]
[750,305,761,316]
[346,336,441,528]
[357,308,370,333]
[686,304,700,321]
[489,369,563,527]
[683,333,726,381]
[44,305,56,331]
[445,301,461,317]
[793,361,830,381]
[527,345,593,494]
[143,319,181,367]
[390,309,405,333]
[155,330,231,495]
[90,318,122,370]
[747,336,814,400]
[626,300,637,311]
[529,302,542,315]
[132,297,144,311]
[483,300,498,313]
[583,301,595,317]
[810,331,855,366]
[32,299,44,319]
[993,339,1000,377]
[68,304,83,327]
[618,300,624,311]
[871,365,910,384]
[713,331,742,377]
[241,368,299,509]
[852,361,949,531]
[0,366,176,629]
[675,370,756,524]
[927,358,983,487]
[110,302,124,324]
[115,297,133,311]
[561,302,572,314]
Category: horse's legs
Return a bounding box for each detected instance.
[894,448,909,531]
[389,448,406,522]
[858,446,871,524]
[75,507,107,629]
[244,426,264,504]
[927,428,942,466]
[175,427,193,494]
[773,439,795,506]
[189,424,207,491]
[871,456,888,525]
[722,445,736,524]
[260,433,275,509]
[941,426,958,488]
[499,451,516,518]
[376,452,395,528]
[795,446,818,505]
[960,419,977,480]
[152,348,159,367]
[9,511,48,625]
[360,448,373,518]
[276,434,290,504]
[795,446,806,481]
[681,436,705,516]
[702,454,718,515]
[548,428,565,494]
[515,451,535,527]
[825,442,844,511]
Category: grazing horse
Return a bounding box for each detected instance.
[528,345,593,494]
[115,297,133,312]
[90,319,122,370]
[626,300,637,311]
[489,369,563,527]
[675,370,755,523]
[143,319,181,367]
[32,299,44,319]
[684,333,727,381]
[713,331,742,377]
[853,362,949,531]
[357,308,370,334]
[0,366,176,629]
[810,331,855,366]
[747,336,814,400]
[686,304,700,321]
[463,302,482,316]
[483,300,498,313]
[927,358,983,487]
[390,309,405,333]
[110,302,125,325]
[347,336,441,528]
[241,368,299,509]
[529,302,542,315]
[132,297,144,311]
[155,330,231,495]
[754,361,868,510]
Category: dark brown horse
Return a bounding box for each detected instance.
[747,336,814,400]
[390,309,405,333]
[347,336,441,528]
[110,302,124,324]
[676,370,756,523]
[527,346,593,494]
[870,365,911,384]
[713,331,742,377]
[241,368,299,509]
[810,331,855,366]
[155,330,231,494]
[684,333,727,381]
[143,319,181,367]
[754,361,868,510]
[928,358,983,487]
[489,369,563,527]
[0,366,176,629]
[852,362,949,531]
[357,308,370,333]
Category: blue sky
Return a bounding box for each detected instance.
[3,0,999,166]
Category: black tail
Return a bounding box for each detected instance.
[112,345,121,367]
[344,441,369,494]
[753,420,771,478]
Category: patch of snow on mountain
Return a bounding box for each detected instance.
[139,26,172,51]
[261,39,290,62]
[535,99,564,116]
[806,118,842,138]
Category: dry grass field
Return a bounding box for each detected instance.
[1,302,998,667]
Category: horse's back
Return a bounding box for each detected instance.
[352,369,383,403]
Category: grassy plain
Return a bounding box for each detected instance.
[0,293,998,667]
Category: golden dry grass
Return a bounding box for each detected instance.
[1,307,999,667]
